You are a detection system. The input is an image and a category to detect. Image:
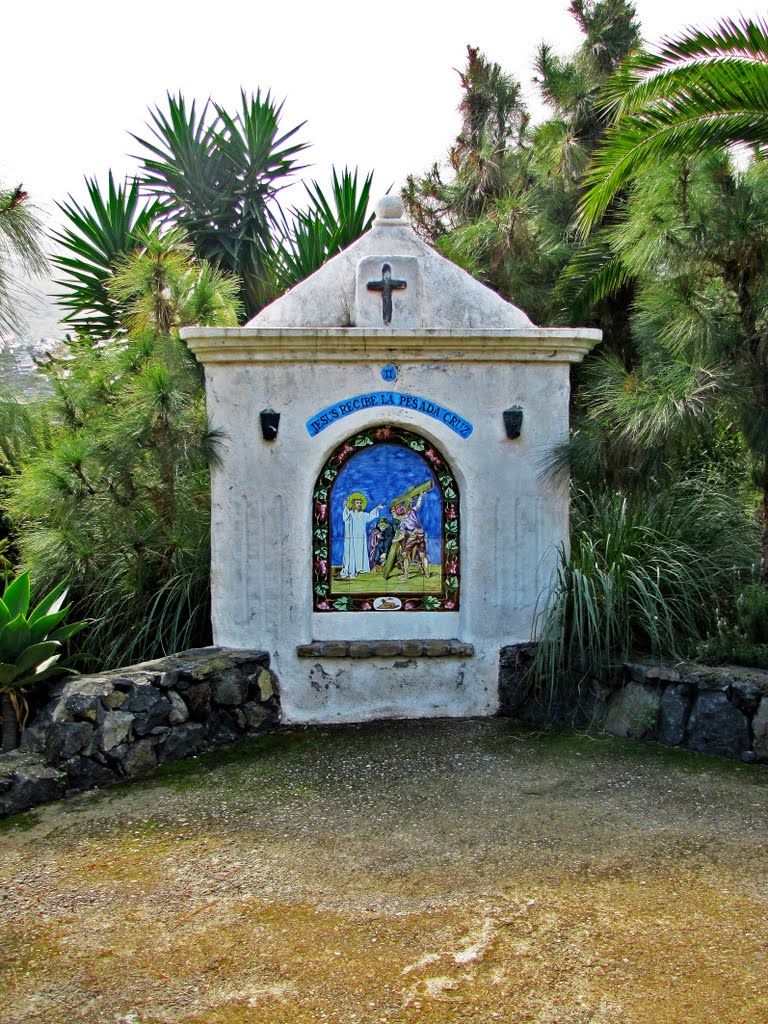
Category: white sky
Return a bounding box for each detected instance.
[2,0,765,229]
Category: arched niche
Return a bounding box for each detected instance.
[312,425,460,612]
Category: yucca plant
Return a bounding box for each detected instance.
[52,172,161,340]
[134,90,308,318]
[0,571,88,752]
[272,167,374,292]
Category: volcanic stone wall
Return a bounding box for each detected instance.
[500,645,768,763]
[0,648,279,819]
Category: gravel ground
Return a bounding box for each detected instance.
[1,718,767,1024]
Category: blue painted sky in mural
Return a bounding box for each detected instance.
[331,445,442,565]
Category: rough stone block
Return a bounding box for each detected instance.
[257,668,276,701]
[168,691,189,725]
[372,641,402,657]
[686,691,750,758]
[401,640,425,658]
[625,662,650,683]
[111,674,140,692]
[185,682,212,721]
[61,756,118,791]
[120,738,158,777]
[244,701,269,729]
[44,721,94,763]
[348,642,372,658]
[159,723,205,763]
[100,711,134,751]
[0,763,65,818]
[603,683,661,740]
[205,710,241,746]
[101,690,128,710]
[658,684,692,746]
[63,692,100,722]
[132,696,172,737]
[321,641,349,658]
[212,670,248,706]
[122,680,161,715]
[423,640,449,657]
[726,681,763,717]
[20,721,51,755]
[498,644,535,716]
[645,665,680,683]
[753,697,768,762]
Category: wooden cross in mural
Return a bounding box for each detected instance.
[367,263,407,325]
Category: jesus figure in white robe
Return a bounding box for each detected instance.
[340,496,383,579]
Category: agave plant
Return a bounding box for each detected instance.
[0,571,88,752]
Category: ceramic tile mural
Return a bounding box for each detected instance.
[312,426,460,612]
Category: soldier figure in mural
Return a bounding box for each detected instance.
[368,516,395,571]
[340,493,384,579]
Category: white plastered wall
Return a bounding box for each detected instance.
[197,344,574,723]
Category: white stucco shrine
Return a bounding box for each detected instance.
[181,196,601,724]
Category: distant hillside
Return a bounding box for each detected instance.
[1,274,66,397]
[12,273,66,345]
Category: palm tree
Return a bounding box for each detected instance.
[578,16,768,235]
[402,2,641,325]
[0,182,48,336]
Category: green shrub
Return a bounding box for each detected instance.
[531,481,757,688]
[697,582,768,668]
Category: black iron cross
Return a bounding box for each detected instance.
[367,263,407,325]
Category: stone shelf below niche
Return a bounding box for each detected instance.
[296,639,474,659]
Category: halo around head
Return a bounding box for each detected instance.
[348,492,367,510]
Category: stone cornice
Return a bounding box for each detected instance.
[180,327,602,365]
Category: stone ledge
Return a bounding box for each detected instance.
[296,640,474,659]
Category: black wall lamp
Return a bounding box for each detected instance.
[260,408,280,441]
[503,406,523,439]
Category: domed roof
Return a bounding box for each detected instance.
[247,196,534,330]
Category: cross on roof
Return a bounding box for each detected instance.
[367,263,407,325]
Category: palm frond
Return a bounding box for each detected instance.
[580,17,768,235]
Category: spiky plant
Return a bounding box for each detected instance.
[52,172,160,340]
[272,167,374,291]
[133,90,308,318]
[5,234,236,673]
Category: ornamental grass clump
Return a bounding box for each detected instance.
[531,481,758,689]
[0,571,87,751]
